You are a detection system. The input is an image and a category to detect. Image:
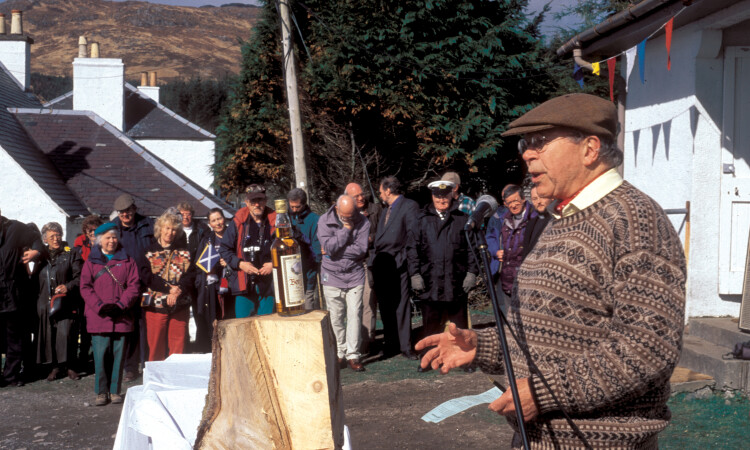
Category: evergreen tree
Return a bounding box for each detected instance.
[215,0,557,200]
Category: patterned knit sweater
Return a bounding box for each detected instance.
[474,182,686,449]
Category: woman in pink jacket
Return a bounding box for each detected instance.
[79,222,140,406]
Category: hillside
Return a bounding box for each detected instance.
[0,0,259,80]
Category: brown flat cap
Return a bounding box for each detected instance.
[113,193,135,211]
[502,93,617,140]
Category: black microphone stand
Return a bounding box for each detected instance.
[465,226,530,450]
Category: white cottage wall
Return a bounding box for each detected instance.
[135,139,215,193]
[623,25,740,318]
[0,147,68,241]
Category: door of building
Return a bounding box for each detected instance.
[720,46,750,295]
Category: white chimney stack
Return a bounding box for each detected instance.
[10,10,22,35]
[0,10,32,90]
[73,43,124,130]
[138,70,160,104]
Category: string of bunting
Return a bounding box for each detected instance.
[574,6,689,101]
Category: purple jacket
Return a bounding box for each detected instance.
[498,202,534,294]
[80,245,140,334]
[317,205,370,289]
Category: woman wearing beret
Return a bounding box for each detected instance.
[36,222,83,382]
[79,222,140,406]
[142,210,196,361]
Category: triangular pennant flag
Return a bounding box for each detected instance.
[637,39,647,84]
[625,46,637,92]
[592,62,601,76]
[573,63,584,88]
[608,57,617,102]
[665,17,674,70]
[197,243,220,273]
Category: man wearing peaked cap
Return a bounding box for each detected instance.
[417,93,686,449]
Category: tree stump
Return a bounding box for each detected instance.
[195,310,345,449]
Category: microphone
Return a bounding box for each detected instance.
[464,195,499,230]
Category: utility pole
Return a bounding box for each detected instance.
[277,0,308,191]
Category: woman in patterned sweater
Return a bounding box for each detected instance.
[142,211,196,361]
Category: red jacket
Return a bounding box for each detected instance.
[73,234,92,261]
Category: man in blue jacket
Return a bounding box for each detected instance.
[287,188,322,310]
[112,194,154,382]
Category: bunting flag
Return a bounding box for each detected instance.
[592,62,601,76]
[608,57,617,101]
[196,243,220,273]
[573,63,585,88]
[625,46,637,91]
[665,18,674,70]
[638,39,647,84]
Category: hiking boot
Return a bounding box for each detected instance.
[95,393,109,406]
[110,393,124,404]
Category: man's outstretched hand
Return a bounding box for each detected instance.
[415,323,477,374]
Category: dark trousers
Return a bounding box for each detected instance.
[0,311,24,383]
[92,333,126,395]
[124,306,145,375]
[373,255,412,354]
[420,300,469,340]
[191,296,211,353]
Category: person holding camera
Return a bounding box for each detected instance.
[219,184,276,318]
[141,211,196,362]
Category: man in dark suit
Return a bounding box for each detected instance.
[371,176,420,359]
[521,186,552,259]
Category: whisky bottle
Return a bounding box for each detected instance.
[271,199,306,316]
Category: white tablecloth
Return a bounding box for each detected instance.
[113,353,351,449]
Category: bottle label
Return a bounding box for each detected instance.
[279,253,305,307]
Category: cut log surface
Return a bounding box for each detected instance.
[195,310,345,449]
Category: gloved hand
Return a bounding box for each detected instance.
[99,303,123,318]
[411,274,425,291]
[462,273,477,293]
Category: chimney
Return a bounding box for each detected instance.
[10,10,22,35]
[138,70,160,104]
[78,36,87,58]
[0,10,32,90]
[73,42,124,130]
[90,42,100,58]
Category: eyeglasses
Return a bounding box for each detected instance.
[517,133,581,155]
[505,199,523,207]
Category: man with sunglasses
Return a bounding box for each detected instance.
[417,93,686,449]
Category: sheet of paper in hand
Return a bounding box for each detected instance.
[421,386,503,423]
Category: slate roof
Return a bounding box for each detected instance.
[0,62,89,217]
[45,84,215,140]
[11,108,233,218]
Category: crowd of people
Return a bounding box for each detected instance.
[0,168,549,402]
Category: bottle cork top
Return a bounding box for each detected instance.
[274,199,288,213]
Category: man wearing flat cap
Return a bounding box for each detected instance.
[418,93,686,449]
[413,181,477,357]
[112,193,155,382]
